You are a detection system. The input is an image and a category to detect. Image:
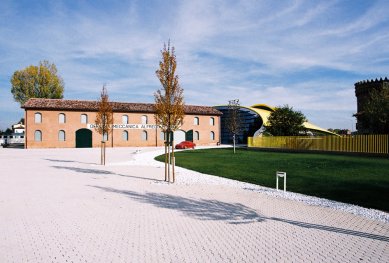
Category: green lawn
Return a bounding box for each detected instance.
[155,148,389,212]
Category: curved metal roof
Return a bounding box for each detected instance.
[250,104,275,112]
[215,103,337,136]
[246,104,337,135]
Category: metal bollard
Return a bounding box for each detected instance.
[276,171,286,192]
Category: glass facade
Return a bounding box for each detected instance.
[214,106,262,144]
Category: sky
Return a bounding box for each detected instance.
[1,0,388,131]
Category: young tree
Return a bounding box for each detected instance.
[154,41,185,183]
[95,85,113,165]
[359,86,389,134]
[11,60,64,106]
[226,99,241,153]
[266,105,307,136]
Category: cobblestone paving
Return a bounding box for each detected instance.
[0,147,388,262]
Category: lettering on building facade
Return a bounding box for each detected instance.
[87,124,159,130]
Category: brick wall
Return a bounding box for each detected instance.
[25,110,220,148]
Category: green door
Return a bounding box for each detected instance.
[76,129,92,148]
[185,130,193,142]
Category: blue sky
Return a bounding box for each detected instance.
[1,0,388,130]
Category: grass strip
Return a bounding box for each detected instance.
[156,148,389,212]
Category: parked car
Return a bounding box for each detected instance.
[175,141,196,149]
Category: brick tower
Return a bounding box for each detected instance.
[354,77,389,133]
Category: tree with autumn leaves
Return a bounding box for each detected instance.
[95,85,113,165]
[154,41,185,183]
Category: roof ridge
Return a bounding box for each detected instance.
[22,98,222,115]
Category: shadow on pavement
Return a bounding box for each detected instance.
[270,217,389,242]
[89,185,389,242]
[51,165,163,182]
[89,185,264,224]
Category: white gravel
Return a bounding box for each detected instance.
[109,147,389,223]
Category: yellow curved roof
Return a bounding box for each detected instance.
[214,103,338,136]
[251,104,275,112]
[247,107,272,125]
[246,104,337,136]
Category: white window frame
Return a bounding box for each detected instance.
[194,117,199,125]
[122,115,129,124]
[34,130,42,141]
[210,117,215,126]
[81,114,88,124]
[58,130,66,141]
[141,115,148,125]
[59,113,66,124]
[142,130,148,141]
[210,131,215,141]
[194,131,199,140]
[35,113,42,123]
[122,130,129,141]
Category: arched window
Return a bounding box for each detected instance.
[210,131,215,141]
[103,132,108,141]
[210,117,215,126]
[194,117,199,125]
[160,131,165,140]
[59,113,66,124]
[141,115,148,125]
[142,130,148,141]
[58,130,66,141]
[122,115,129,124]
[35,113,42,123]
[34,130,42,141]
[81,114,88,124]
[122,130,128,141]
[194,131,199,140]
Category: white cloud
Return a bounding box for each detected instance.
[0,0,388,130]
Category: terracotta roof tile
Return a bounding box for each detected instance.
[22,98,222,116]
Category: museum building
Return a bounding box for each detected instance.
[22,98,222,148]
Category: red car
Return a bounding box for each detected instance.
[175,141,196,149]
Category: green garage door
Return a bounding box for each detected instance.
[185,130,193,142]
[76,129,92,148]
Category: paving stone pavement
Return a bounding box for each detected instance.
[0,147,388,262]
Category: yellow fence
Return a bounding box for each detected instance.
[248,135,389,155]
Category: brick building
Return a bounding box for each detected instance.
[354,77,389,133]
[22,98,221,148]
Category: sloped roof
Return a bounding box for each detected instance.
[22,98,222,116]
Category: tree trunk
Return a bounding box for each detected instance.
[104,142,106,165]
[164,142,167,181]
[101,141,106,165]
[172,140,175,183]
[100,141,103,165]
[167,143,171,182]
